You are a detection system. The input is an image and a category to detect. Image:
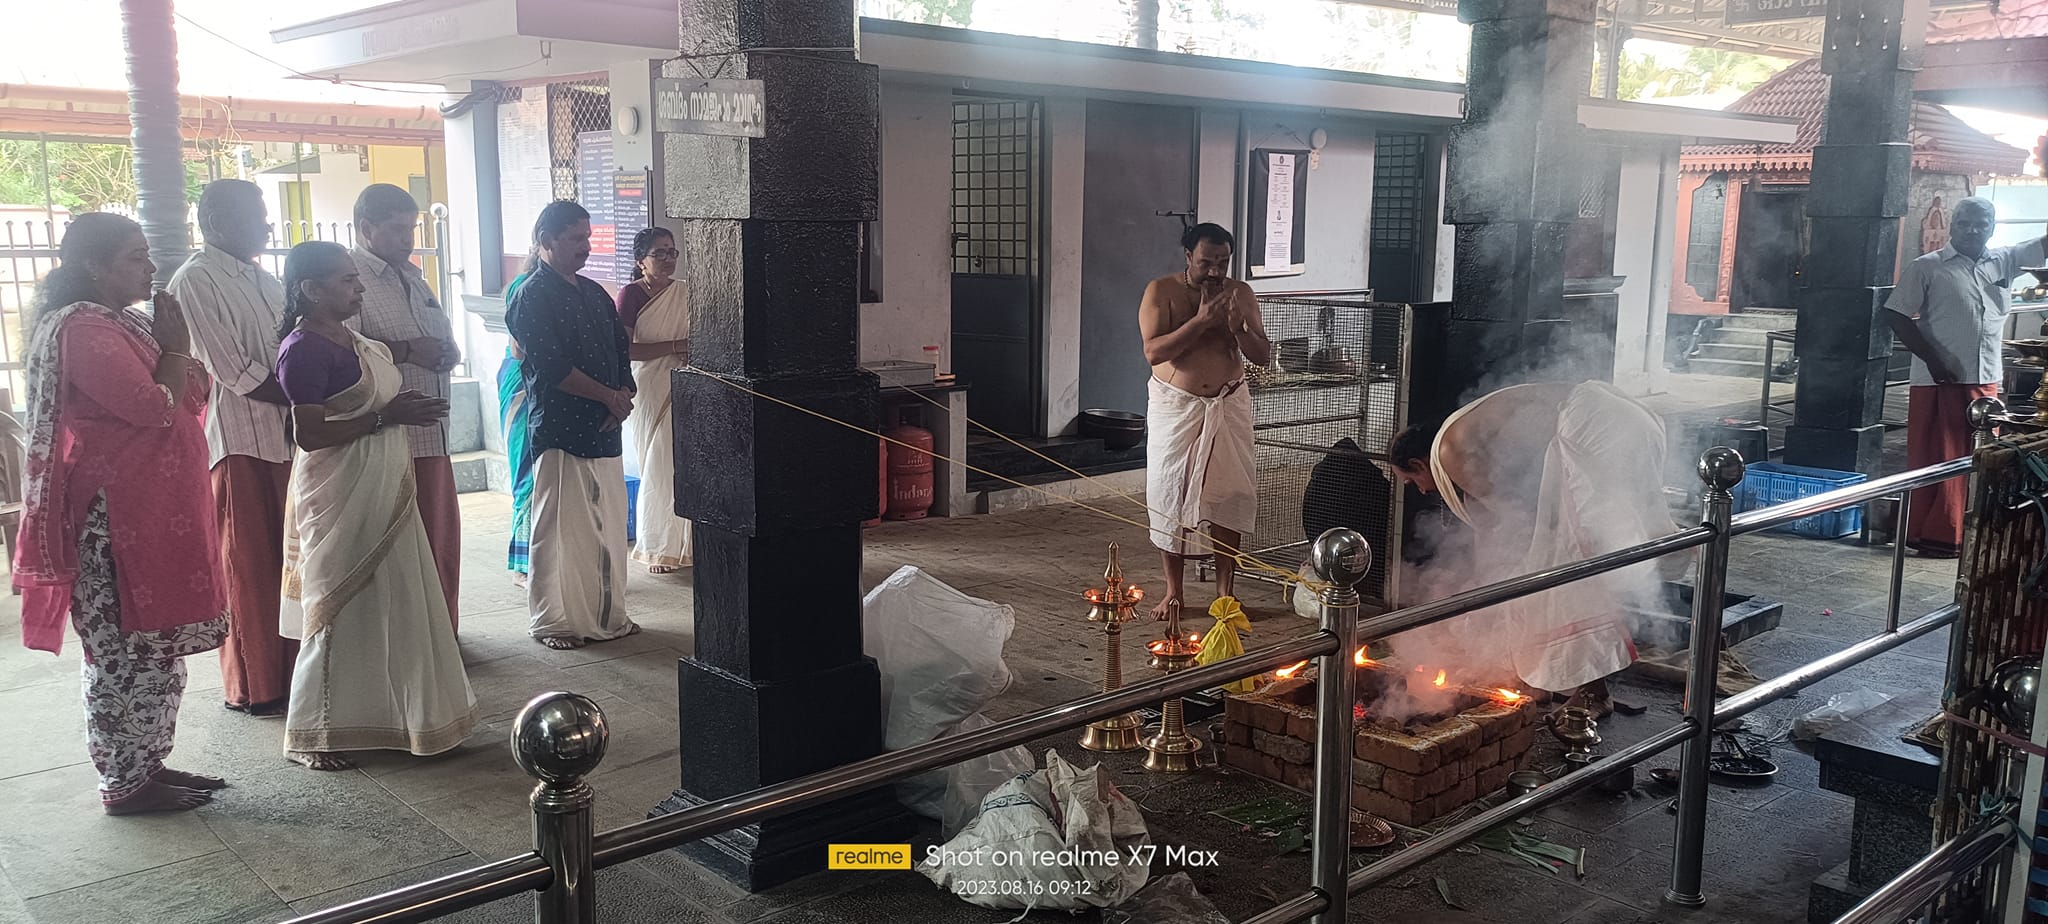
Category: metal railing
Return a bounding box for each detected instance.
[278,397,2019,924]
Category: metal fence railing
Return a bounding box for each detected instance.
[0,209,451,399]
[274,397,2023,924]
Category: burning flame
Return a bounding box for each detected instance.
[1353,646,1372,667]
[1352,703,1367,721]
[1189,633,1201,644]
[1496,688,1524,703]
[1275,661,1308,679]
[1432,669,1447,688]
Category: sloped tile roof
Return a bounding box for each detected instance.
[1682,58,2026,175]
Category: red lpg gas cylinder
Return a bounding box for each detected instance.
[883,411,935,521]
[864,438,886,528]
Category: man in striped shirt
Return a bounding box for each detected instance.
[349,184,464,631]
[167,180,297,715]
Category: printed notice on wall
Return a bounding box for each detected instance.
[1264,153,1295,270]
[1247,148,1308,278]
[497,89,552,270]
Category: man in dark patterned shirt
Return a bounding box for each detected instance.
[505,200,639,650]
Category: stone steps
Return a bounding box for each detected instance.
[1688,357,1769,378]
[1694,342,1768,362]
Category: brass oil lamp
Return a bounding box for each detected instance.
[1142,599,1205,772]
[1080,544,1145,752]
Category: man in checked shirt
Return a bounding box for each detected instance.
[348,184,465,631]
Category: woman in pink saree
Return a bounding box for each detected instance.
[14,213,230,814]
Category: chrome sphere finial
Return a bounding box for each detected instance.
[1310,528,1372,589]
[1968,396,2007,433]
[1990,658,2041,735]
[512,691,609,784]
[1697,447,1747,492]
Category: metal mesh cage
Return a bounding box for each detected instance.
[950,96,1041,276]
[1242,297,1412,607]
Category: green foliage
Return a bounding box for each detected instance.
[1613,47,1789,102]
[0,139,209,215]
[868,0,977,26]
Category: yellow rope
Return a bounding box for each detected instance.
[681,368,1330,595]
[881,382,1325,592]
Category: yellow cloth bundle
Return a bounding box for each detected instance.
[1197,596,1255,693]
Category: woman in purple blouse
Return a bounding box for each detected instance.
[272,242,476,771]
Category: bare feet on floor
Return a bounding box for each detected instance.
[1150,597,1182,622]
[539,636,585,650]
[153,767,227,790]
[511,572,529,588]
[103,781,211,815]
[288,751,355,771]
[648,564,679,574]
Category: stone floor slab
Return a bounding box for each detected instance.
[0,762,226,899]
[0,680,87,782]
[21,849,285,924]
[198,766,467,902]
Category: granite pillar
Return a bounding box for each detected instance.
[653,0,912,891]
[1784,0,1927,473]
[1425,0,1596,421]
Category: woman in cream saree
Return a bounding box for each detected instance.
[616,228,692,572]
[275,242,477,770]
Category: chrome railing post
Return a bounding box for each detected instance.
[1308,529,1369,924]
[1667,447,1744,908]
[513,692,610,924]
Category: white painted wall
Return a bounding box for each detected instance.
[442,84,513,456]
[1043,97,1087,436]
[1611,145,1671,397]
[258,151,371,241]
[861,82,955,368]
[1193,111,1378,294]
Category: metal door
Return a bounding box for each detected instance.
[949,95,1044,437]
[1079,101,1197,416]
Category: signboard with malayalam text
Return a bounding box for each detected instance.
[653,78,767,138]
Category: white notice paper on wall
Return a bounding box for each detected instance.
[1265,153,1295,270]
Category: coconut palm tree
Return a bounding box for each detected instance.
[121,0,188,284]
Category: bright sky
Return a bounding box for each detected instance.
[0,0,436,105]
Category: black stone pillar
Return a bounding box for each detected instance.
[1428,0,1596,420]
[1785,0,1926,473]
[655,1,912,891]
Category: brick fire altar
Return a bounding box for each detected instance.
[1222,665,1539,826]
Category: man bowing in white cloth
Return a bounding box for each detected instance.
[1139,223,1271,622]
[1388,382,1683,716]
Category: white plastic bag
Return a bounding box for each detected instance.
[1792,690,1895,741]
[897,714,1036,838]
[862,566,1021,831]
[863,565,1016,750]
[922,749,1151,911]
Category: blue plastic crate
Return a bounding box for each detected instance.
[625,475,640,543]
[1732,461,1866,539]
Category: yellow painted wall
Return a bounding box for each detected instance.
[366,143,450,297]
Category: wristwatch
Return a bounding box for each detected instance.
[371,412,386,433]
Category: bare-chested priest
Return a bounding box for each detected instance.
[1139,223,1272,621]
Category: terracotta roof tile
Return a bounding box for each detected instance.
[1683,58,2026,175]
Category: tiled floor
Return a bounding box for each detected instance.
[0,374,1960,924]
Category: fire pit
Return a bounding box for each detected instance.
[1222,657,1539,826]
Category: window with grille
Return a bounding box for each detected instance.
[547,80,612,200]
[951,96,1042,276]
[1370,133,1426,253]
